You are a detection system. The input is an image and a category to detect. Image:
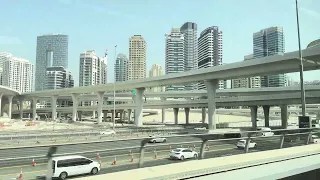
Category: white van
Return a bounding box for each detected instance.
[52,155,100,180]
[257,127,274,137]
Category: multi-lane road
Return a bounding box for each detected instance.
[0,134,308,180]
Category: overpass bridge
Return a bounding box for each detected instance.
[12,90,320,129]
[3,45,320,130]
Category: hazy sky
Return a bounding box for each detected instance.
[0,0,319,86]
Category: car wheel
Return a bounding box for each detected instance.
[163,139,167,143]
[254,144,257,148]
[194,154,198,159]
[59,172,68,180]
[180,156,184,161]
[91,167,98,175]
[153,140,156,143]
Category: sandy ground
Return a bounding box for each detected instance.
[142,110,298,124]
[0,109,301,132]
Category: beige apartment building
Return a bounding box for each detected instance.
[149,64,164,92]
[128,35,146,80]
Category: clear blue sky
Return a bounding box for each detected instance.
[0,0,319,86]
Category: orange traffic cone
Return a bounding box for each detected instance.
[169,145,172,151]
[31,159,36,166]
[96,153,100,160]
[99,160,102,168]
[129,150,132,155]
[130,155,134,163]
[111,157,116,165]
[18,168,23,180]
[154,151,158,159]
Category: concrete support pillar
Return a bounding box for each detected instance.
[134,88,145,127]
[250,106,258,130]
[19,98,24,119]
[103,111,107,122]
[263,105,270,127]
[51,96,58,121]
[280,104,288,129]
[71,94,79,122]
[112,111,115,124]
[7,96,13,119]
[120,110,123,121]
[204,79,219,130]
[96,91,104,124]
[162,109,166,123]
[78,111,82,121]
[161,97,166,124]
[185,107,190,124]
[32,97,38,121]
[202,107,206,124]
[173,108,179,124]
[128,109,132,122]
[0,93,3,116]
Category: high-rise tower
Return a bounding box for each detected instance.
[165,28,185,91]
[180,22,198,91]
[128,35,146,80]
[114,53,128,82]
[35,34,68,91]
[253,27,285,87]
[198,26,225,90]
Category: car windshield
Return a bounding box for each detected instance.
[172,149,182,152]
[239,140,246,143]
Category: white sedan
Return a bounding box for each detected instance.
[148,136,167,143]
[169,148,198,160]
[194,127,207,130]
[99,130,116,135]
[236,139,257,149]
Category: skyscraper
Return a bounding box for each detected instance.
[198,26,225,90]
[180,22,198,91]
[45,66,74,90]
[253,27,285,87]
[114,53,128,82]
[149,64,164,92]
[165,28,185,91]
[79,50,107,87]
[35,34,68,91]
[2,56,34,93]
[0,52,12,85]
[128,35,146,80]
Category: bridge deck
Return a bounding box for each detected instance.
[75,144,320,180]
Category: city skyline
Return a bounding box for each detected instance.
[0,0,319,86]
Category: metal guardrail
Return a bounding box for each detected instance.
[0,127,318,168]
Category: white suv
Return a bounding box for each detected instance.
[52,155,100,180]
[236,139,257,149]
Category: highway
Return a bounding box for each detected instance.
[0,134,308,180]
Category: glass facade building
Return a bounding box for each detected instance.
[253,27,286,87]
[35,34,68,91]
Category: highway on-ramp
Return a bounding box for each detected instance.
[0,135,307,180]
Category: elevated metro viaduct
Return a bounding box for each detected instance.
[3,45,320,130]
[11,87,320,130]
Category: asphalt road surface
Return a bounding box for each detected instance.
[0,135,308,180]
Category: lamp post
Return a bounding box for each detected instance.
[295,0,306,116]
[113,45,117,130]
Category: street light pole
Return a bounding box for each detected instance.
[113,45,117,130]
[295,0,306,116]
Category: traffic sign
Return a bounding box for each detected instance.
[132,89,136,95]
